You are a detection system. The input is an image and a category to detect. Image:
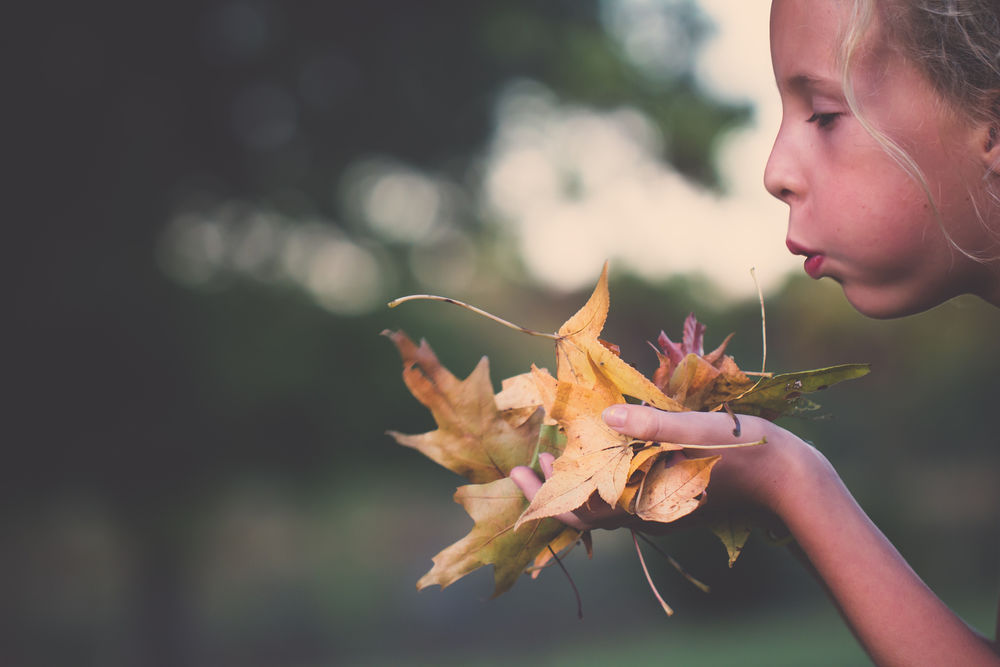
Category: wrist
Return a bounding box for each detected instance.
[761,434,840,522]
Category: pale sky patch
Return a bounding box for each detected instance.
[483,1,799,300]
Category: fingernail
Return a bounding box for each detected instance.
[602,406,626,427]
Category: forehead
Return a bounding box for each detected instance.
[769,0,845,80]
[770,0,895,93]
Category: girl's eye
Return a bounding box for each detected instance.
[807,112,840,129]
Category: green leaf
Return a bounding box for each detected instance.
[730,363,871,420]
[530,423,567,471]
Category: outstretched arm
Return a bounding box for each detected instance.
[602,405,1000,667]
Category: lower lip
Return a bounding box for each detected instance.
[803,255,824,279]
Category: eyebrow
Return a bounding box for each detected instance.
[782,73,841,93]
[776,72,845,101]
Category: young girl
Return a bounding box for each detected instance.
[512,1,1000,664]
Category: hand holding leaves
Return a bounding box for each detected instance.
[384,262,869,607]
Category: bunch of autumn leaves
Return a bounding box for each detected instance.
[385,264,868,603]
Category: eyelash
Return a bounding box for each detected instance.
[807,112,840,129]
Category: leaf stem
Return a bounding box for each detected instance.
[723,402,741,437]
[632,530,674,616]
[635,532,711,594]
[633,438,766,450]
[750,267,767,376]
[547,545,583,620]
[388,294,561,340]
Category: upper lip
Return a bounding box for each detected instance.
[786,239,819,257]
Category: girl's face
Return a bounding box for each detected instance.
[765,0,999,318]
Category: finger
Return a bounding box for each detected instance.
[602,404,760,446]
[538,454,591,530]
[538,452,555,479]
[556,512,591,532]
[509,465,543,501]
[511,460,591,531]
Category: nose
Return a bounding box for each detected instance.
[763,122,801,203]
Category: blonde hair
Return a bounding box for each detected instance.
[839,0,1000,260]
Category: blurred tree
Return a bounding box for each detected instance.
[8,0,748,512]
[8,1,749,664]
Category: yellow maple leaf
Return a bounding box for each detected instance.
[514,364,634,527]
[556,263,684,412]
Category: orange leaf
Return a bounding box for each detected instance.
[635,455,719,523]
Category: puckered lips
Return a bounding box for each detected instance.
[786,239,824,279]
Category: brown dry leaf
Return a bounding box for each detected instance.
[700,355,757,408]
[653,314,755,411]
[618,442,683,512]
[385,330,576,596]
[383,330,543,483]
[417,478,571,596]
[703,332,736,365]
[635,455,720,523]
[667,353,723,409]
[494,371,547,428]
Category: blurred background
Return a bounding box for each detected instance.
[7,1,998,665]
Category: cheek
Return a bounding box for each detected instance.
[851,170,936,239]
[859,208,928,256]
[830,193,932,271]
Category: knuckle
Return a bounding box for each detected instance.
[630,406,664,439]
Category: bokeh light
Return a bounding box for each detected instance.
[481,79,795,296]
[158,202,384,315]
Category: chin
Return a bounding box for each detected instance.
[841,284,949,320]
